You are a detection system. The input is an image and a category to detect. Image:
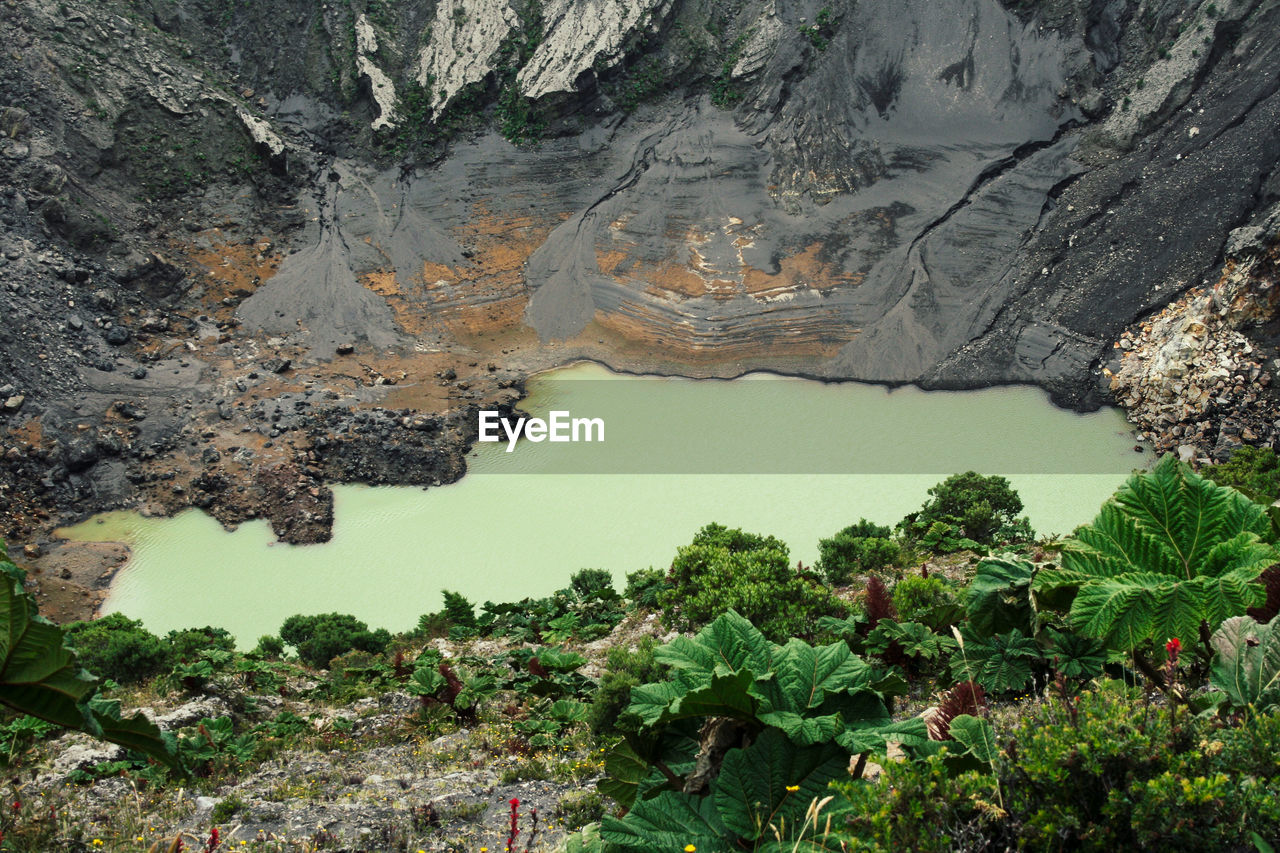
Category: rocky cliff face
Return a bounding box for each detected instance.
[0,0,1278,568]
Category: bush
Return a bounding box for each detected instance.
[1003,681,1280,850]
[622,568,666,609]
[279,613,391,670]
[253,634,285,659]
[658,523,847,641]
[570,568,616,599]
[586,636,663,737]
[441,590,476,628]
[831,681,1280,851]
[63,613,170,684]
[166,626,236,663]
[891,575,954,623]
[900,472,1032,550]
[1203,445,1280,503]
[816,522,899,585]
[833,753,1002,852]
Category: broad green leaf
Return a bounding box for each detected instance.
[866,620,956,661]
[628,680,688,727]
[665,668,759,724]
[601,790,729,851]
[836,715,929,753]
[406,666,445,696]
[756,710,843,746]
[1069,575,1156,648]
[1209,615,1280,710]
[656,610,773,681]
[948,714,998,765]
[0,575,181,771]
[770,639,869,710]
[598,739,652,809]
[949,628,1041,693]
[535,648,588,672]
[1042,628,1107,680]
[549,699,588,722]
[84,695,180,769]
[1039,455,1277,650]
[714,730,849,842]
[966,558,1035,636]
[562,823,604,853]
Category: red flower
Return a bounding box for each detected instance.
[1166,637,1181,655]
[509,798,520,807]
[10,800,19,812]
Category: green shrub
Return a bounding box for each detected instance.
[900,472,1033,550]
[817,521,899,585]
[570,568,616,599]
[210,793,245,824]
[658,523,847,641]
[1203,445,1280,503]
[1003,681,1280,850]
[622,568,665,609]
[833,753,1003,852]
[278,613,391,670]
[586,636,663,737]
[441,590,476,628]
[891,575,954,622]
[554,790,606,832]
[414,611,451,639]
[64,613,170,684]
[831,681,1280,851]
[253,634,285,659]
[166,626,236,663]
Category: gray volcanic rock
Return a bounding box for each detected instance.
[236,163,402,355]
[928,0,1280,407]
[2,0,1280,548]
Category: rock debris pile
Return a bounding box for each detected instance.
[1107,212,1280,462]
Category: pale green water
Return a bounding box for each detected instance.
[60,364,1148,642]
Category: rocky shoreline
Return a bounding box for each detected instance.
[2,0,1280,625]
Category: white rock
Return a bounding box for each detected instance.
[731,5,782,79]
[156,696,233,730]
[50,741,124,776]
[415,0,519,117]
[518,0,675,99]
[236,109,284,157]
[356,14,398,131]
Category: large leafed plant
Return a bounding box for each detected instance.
[1035,455,1277,652]
[0,544,181,772]
[599,610,925,851]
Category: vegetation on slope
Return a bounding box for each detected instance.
[3,453,1280,850]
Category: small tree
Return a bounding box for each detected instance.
[440,590,477,628]
[569,568,617,599]
[900,472,1032,550]
[279,613,391,670]
[816,520,899,585]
